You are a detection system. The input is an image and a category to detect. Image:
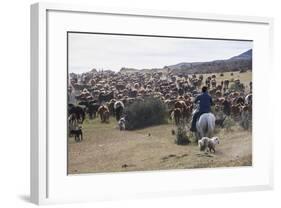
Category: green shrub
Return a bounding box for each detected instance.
[175,125,190,145]
[240,111,252,130]
[223,116,236,131]
[229,83,244,92]
[124,97,168,130]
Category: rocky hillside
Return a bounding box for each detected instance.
[167,49,252,74]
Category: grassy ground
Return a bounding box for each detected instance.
[68,117,252,174]
[209,71,252,84]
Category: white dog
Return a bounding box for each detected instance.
[198,137,209,152]
[207,137,220,153]
[198,137,220,153]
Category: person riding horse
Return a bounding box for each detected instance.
[190,86,213,132]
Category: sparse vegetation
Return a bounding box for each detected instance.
[240,112,252,130]
[175,125,190,145]
[223,117,236,131]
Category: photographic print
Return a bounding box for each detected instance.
[67,32,252,174]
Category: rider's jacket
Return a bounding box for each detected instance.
[195,92,213,113]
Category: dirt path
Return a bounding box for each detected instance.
[68,118,252,174]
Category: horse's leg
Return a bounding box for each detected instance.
[196,120,203,141]
[195,132,199,142]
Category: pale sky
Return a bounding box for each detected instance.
[68,33,252,73]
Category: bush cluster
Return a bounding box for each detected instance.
[124,97,168,130]
[175,125,190,145]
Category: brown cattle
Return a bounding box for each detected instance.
[172,108,182,125]
[224,80,230,89]
[215,90,222,97]
[174,100,188,110]
[231,104,241,118]
[211,79,217,88]
[97,105,110,123]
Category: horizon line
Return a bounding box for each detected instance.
[69,48,252,74]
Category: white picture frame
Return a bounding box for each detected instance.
[30,2,274,205]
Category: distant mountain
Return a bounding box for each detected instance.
[167,49,252,74]
[230,49,252,60]
[120,67,165,73]
[117,49,252,74]
[120,67,138,73]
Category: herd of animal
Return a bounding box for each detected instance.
[68,69,252,153]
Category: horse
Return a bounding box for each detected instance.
[195,113,216,140]
[192,105,216,140]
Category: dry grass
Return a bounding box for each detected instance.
[68,117,252,174]
[205,71,252,84]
